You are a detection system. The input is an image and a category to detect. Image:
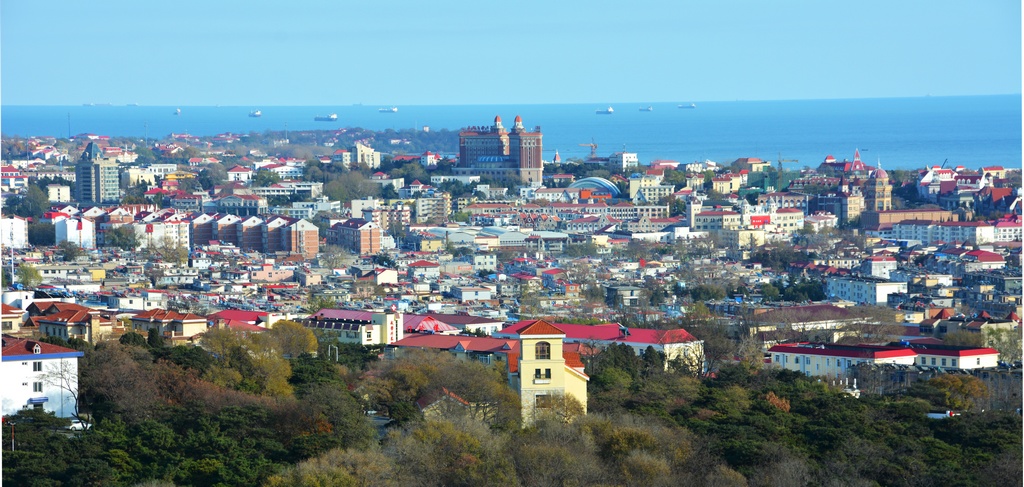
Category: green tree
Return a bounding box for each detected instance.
[105,225,140,250]
[119,331,149,348]
[58,240,85,261]
[306,294,338,314]
[27,222,56,246]
[15,263,42,288]
[943,330,986,348]
[12,185,50,219]
[929,374,988,411]
[252,170,282,187]
[267,320,318,359]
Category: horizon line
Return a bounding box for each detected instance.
[4,93,1021,108]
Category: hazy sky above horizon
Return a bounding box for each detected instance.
[2,0,1020,106]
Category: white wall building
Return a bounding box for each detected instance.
[0,216,29,249]
[55,218,96,249]
[1,336,84,418]
[825,276,908,305]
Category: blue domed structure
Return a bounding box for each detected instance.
[568,177,620,196]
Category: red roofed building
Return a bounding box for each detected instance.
[495,321,701,371]
[508,320,589,423]
[130,308,208,343]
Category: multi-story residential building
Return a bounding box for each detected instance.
[455,115,543,185]
[860,208,957,231]
[1,336,84,418]
[691,211,741,231]
[608,152,640,172]
[414,194,451,224]
[628,174,674,203]
[74,143,119,204]
[55,218,96,249]
[169,192,210,212]
[758,192,812,212]
[217,194,269,216]
[825,276,908,305]
[814,191,864,224]
[46,184,72,203]
[711,174,742,194]
[329,218,382,255]
[303,309,404,346]
[130,308,208,344]
[860,256,898,279]
[0,216,29,249]
[352,143,382,169]
[887,220,996,245]
[226,165,253,182]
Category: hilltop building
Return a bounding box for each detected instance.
[455,116,543,186]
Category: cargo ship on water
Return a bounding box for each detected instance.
[314,113,338,121]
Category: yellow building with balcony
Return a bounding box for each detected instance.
[509,320,589,424]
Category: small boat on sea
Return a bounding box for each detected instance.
[378,107,398,113]
[678,103,696,109]
[174,108,182,115]
[640,106,653,112]
[596,106,614,114]
[249,110,262,118]
[314,113,338,122]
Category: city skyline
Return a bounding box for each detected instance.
[1,0,1020,106]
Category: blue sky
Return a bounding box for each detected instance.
[2,0,1020,106]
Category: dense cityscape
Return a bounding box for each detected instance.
[1,114,1021,485]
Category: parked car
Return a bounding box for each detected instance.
[67,419,91,431]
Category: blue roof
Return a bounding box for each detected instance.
[568,177,621,196]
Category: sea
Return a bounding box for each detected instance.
[2,95,1020,171]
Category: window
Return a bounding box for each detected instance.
[32,382,43,392]
[931,358,936,366]
[977,358,981,365]
[545,368,551,379]
[535,394,552,409]
[941,358,946,367]
[534,369,542,379]
[794,357,800,364]
[921,357,926,365]
[32,361,42,372]
[951,359,957,367]
[535,341,551,360]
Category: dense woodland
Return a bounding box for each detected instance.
[3,326,1021,487]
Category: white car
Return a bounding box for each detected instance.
[67,419,91,431]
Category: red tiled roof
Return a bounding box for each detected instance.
[2,335,83,357]
[517,319,566,336]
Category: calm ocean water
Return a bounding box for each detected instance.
[2,95,1020,171]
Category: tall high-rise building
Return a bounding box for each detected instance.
[456,115,543,185]
[74,143,120,205]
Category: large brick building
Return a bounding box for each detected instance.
[455,115,543,185]
[329,218,382,255]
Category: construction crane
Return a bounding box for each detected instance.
[578,140,598,159]
[777,152,798,172]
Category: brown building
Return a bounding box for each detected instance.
[329,218,382,255]
[860,208,957,231]
[455,115,543,185]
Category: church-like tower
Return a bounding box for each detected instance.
[865,164,892,211]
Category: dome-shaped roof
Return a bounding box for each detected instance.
[873,168,888,180]
[568,177,621,196]
[514,115,522,123]
[824,155,836,163]
[494,115,502,124]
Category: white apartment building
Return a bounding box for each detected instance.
[825,276,907,305]
[0,216,29,249]
[1,336,84,418]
